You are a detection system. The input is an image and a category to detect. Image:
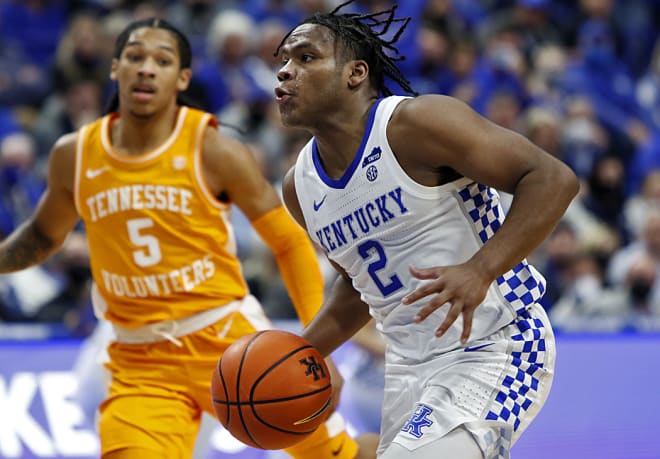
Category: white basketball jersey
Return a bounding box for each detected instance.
[294,96,546,364]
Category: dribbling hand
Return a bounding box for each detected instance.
[401,262,492,344]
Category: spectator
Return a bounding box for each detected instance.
[477,0,563,67]
[560,18,650,154]
[406,22,453,95]
[0,108,21,141]
[442,35,479,100]
[559,96,609,179]
[533,220,581,310]
[0,36,51,108]
[164,0,225,61]
[635,36,660,133]
[471,24,530,115]
[607,209,660,316]
[39,231,94,335]
[623,169,660,240]
[581,154,629,243]
[521,105,562,159]
[485,90,524,131]
[627,128,660,196]
[0,132,60,322]
[51,12,110,93]
[526,43,567,109]
[624,253,659,316]
[550,250,629,332]
[0,132,45,237]
[194,9,267,114]
[31,77,104,163]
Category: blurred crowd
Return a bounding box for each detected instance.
[1,0,660,337]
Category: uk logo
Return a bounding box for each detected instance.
[401,404,434,438]
[299,356,326,381]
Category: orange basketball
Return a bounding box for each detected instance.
[211,329,333,450]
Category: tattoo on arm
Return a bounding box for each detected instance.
[0,220,56,273]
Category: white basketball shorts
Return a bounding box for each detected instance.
[379,303,555,459]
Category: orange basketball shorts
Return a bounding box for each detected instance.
[98,304,358,459]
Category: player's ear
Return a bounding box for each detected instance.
[177,68,192,91]
[347,60,369,89]
[110,58,119,82]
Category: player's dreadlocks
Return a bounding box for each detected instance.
[276,0,418,97]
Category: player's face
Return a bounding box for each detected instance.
[275,24,346,128]
[111,27,191,118]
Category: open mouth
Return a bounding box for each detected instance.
[131,84,156,101]
[274,87,292,104]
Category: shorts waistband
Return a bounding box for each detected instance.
[111,295,259,346]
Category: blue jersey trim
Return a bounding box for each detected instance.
[312,98,383,189]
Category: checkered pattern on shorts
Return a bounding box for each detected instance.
[480,427,513,459]
[484,309,547,433]
[496,262,546,315]
[457,182,546,315]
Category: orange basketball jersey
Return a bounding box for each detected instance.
[73,107,248,327]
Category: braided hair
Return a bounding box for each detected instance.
[276,0,417,97]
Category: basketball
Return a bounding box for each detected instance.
[211,329,333,450]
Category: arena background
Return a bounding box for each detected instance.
[2,0,660,458]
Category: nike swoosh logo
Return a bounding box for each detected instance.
[464,342,495,352]
[293,395,332,425]
[313,195,327,211]
[85,167,108,179]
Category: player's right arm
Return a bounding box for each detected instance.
[0,133,80,273]
[281,166,372,358]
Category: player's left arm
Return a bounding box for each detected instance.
[389,95,579,340]
[201,126,323,325]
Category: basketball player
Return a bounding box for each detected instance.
[275,2,579,459]
[0,18,377,459]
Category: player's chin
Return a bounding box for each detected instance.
[128,106,158,119]
[278,111,303,128]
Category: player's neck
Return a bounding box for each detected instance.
[312,97,377,177]
[112,104,181,155]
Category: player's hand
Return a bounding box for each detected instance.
[324,356,343,414]
[401,262,492,343]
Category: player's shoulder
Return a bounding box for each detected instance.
[282,164,296,194]
[389,94,482,147]
[49,132,79,162]
[53,132,79,150]
[51,115,107,154]
[392,94,468,122]
[281,164,305,225]
[200,122,245,157]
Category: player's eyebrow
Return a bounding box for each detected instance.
[125,40,177,56]
[281,40,318,55]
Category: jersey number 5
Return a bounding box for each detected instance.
[127,218,162,267]
[357,240,403,297]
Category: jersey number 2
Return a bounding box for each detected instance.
[357,240,403,296]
